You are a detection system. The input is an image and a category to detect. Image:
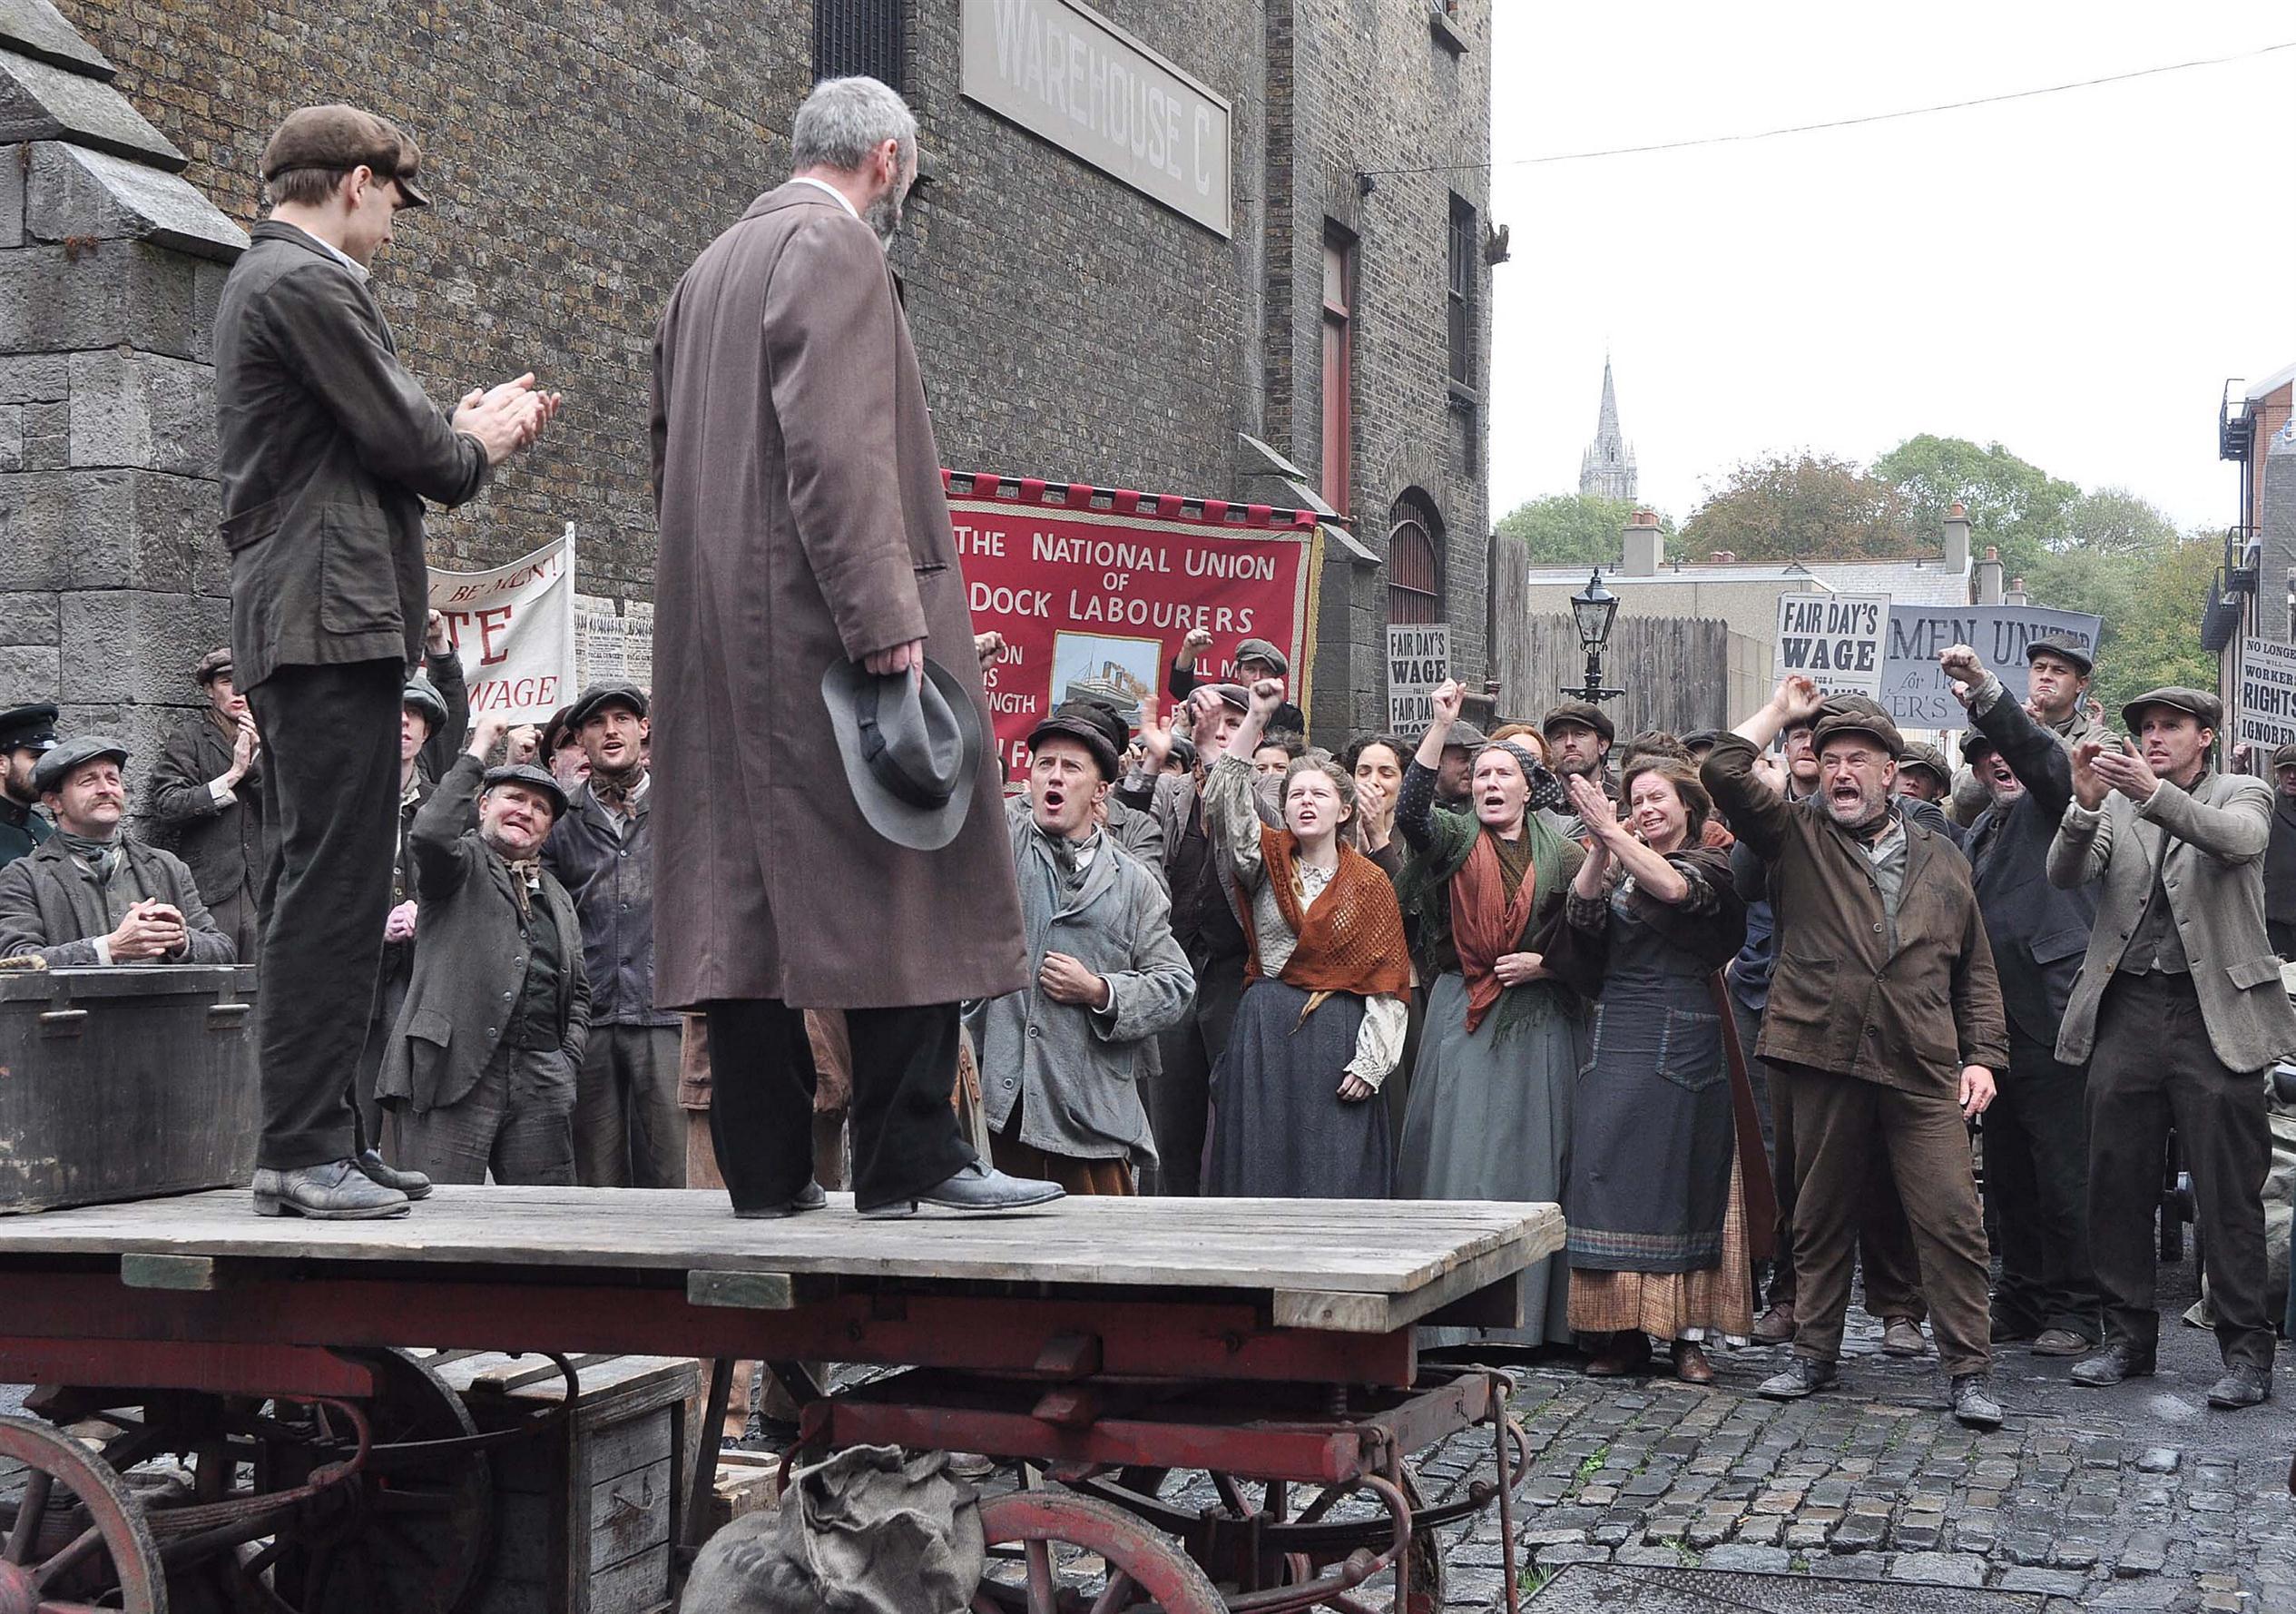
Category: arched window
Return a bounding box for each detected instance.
[1387,491,1445,625]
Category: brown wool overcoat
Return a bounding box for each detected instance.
[647,183,1026,1011]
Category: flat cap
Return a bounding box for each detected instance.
[1233,637,1290,676]
[0,703,59,754]
[2273,742,2296,773]
[260,104,431,207]
[33,733,127,795]
[1167,734,1199,770]
[565,680,648,729]
[1542,702,1615,744]
[1897,742,1953,788]
[1027,709,1122,781]
[1439,719,1487,750]
[193,647,233,684]
[401,674,449,733]
[1811,709,1904,759]
[1204,683,1251,714]
[2025,633,2095,675]
[1681,728,1723,750]
[1960,725,1998,764]
[481,763,568,818]
[2120,686,2222,733]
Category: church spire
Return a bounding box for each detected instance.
[1579,356,1638,501]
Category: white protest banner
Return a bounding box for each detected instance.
[1881,605,2103,729]
[1387,624,1450,733]
[428,528,576,723]
[2238,637,2296,752]
[1773,593,1888,698]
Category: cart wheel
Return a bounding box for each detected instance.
[260,1349,492,1614]
[0,1412,167,1613]
[975,1490,1224,1614]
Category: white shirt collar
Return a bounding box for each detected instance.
[790,176,862,221]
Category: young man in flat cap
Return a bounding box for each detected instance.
[1543,703,1616,840]
[544,681,685,1188]
[1953,634,2103,826]
[2048,686,2293,1408]
[219,103,561,1219]
[374,713,588,1189]
[1704,675,2007,1427]
[0,738,232,967]
[1170,630,1306,735]
[0,704,59,871]
[145,649,270,960]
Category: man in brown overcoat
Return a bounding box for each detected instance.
[649,76,1055,1219]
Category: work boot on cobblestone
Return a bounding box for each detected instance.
[2069,1342,2155,1386]
[1749,1303,1796,1344]
[1585,1330,1653,1377]
[2029,1327,2093,1357]
[1880,1316,1929,1356]
[1949,1374,2005,1428]
[251,1159,411,1220]
[1756,1356,1836,1400]
[1671,1340,1716,1385]
[2205,1363,2271,1409]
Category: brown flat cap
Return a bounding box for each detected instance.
[1812,709,1904,758]
[2025,633,2094,675]
[193,647,232,684]
[2271,742,2296,773]
[1897,742,1952,788]
[2120,686,2222,733]
[1543,702,1615,744]
[261,104,430,208]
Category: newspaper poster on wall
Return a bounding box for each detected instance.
[574,594,656,690]
[427,529,576,723]
[1387,624,1450,733]
[1882,605,2103,728]
[1773,592,1889,699]
[2237,637,2296,752]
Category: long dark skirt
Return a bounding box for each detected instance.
[1205,979,1393,1198]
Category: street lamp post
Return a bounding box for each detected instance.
[1565,567,1625,704]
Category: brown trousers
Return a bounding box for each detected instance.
[1764,1049,1928,1321]
[1772,1061,1992,1376]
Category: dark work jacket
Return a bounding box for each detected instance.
[215,221,490,690]
[0,834,233,967]
[1963,689,2098,1050]
[543,775,677,1028]
[2266,793,2296,928]
[144,712,271,928]
[1702,734,2007,1090]
[1167,661,1306,736]
[378,755,589,1115]
[0,794,49,871]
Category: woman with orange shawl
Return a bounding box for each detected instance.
[1396,679,1585,1350]
[1202,680,1412,1197]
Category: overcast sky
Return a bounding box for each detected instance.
[1487,5,2296,536]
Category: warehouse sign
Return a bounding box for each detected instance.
[1774,593,1888,700]
[2238,637,2296,752]
[962,0,1231,236]
[1387,625,1450,733]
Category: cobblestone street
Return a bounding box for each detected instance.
[1414,1265,2296,1613]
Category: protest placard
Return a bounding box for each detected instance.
[1773,593,1888,698]
[2237,637,2296,752]
[1387,625,1449,733]
[428,529,576,723]
[1882,605,2103,729]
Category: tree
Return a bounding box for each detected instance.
[2025,525,2219,722]
[1680,452,1925,562]
[2059,487,2183,559]
[1493,494,1667,568]
[1870,434,2078,580]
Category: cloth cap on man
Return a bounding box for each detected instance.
[2273,741,2296,773]
[401,674,449,733]
[260,104,431,207]
[1233,638,1289,676]
[33,734,128,796]
[821,656,986,852]
[1961,725,1998,764]
[1897,742,1952,790]
[2119,686,2222,735]
[2025,633,2095,676]
[1438,719,1487,752]
[0,703,59,756]
[194,648,233,686]
[1810,709,1905,759]
[1204,684,1251,714]
[481,763,569,819]
[1542,702,1615,744]
[565,680,648,730]
[1027,704,1123,782]
[1681,728,1722,751]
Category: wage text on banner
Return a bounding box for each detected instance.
[1881,605,2103,729]
[2238,637,2296,752]
[1387,625,1449,733]
[429,531,576,723]
[949,490,1319,780]
[1774,593,1888,699]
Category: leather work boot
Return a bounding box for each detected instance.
[733,1180,829,1219]
[2205,1363,2272,1409]
[1880,1316,1929,1356]
[356,1148,432,1200]
[2069,1343,2155,1387]
[252,1159,411,1219]
[1949,1373,2005,1428]
[2029,1327,2094,1358]
[1749,1302,1796,1344]
[859,1159,1066,1218]
[1756,1356,1837,1401]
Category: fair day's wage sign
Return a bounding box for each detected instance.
[1774,594,1888,698]
[428,533,576,723]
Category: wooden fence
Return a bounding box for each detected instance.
[1491,550,1731,736]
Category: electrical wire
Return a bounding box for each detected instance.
[1360,37,2296,179]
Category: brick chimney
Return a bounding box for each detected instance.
[1975,545,2005,605]
[1943,499,1971,575]
[1622,507,1663,576]
[2006,576,2028,606]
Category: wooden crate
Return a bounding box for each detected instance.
[432,1352,702,1614]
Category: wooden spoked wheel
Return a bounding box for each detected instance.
[974,1490,1224,1614]
[0,1413,166,1614]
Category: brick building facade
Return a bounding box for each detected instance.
[44,0,1494,742]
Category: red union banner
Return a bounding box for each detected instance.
[945,473,1322,781]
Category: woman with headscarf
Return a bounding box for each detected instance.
[1561,762,1753,1383]
[1203,682,1412,1197]
[1396,679,1585,1350]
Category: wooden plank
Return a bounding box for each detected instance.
[119,1253,224,1292]
[587,1541,671,1614]
[686,1271,792,1311]
[590,1456,672,1573]
[1270,1205,1563,1332]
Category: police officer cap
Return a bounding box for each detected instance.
[480,763,568,818]
[0,703,59,755]
[33,734,128,795]
[260,104,431,207]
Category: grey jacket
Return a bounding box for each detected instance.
[972,805,1194,1163]
[0,834,233,967]
[2047,767,2296,1071]
[144,713,270,923]
[215,221,490,690]
[543,777,678,1028]
[378,755,591,1115]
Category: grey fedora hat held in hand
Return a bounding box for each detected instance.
[822,656,986,851]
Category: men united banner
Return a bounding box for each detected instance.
[946,473,1322,780]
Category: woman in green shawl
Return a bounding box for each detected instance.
[1395,679,1586,1351]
